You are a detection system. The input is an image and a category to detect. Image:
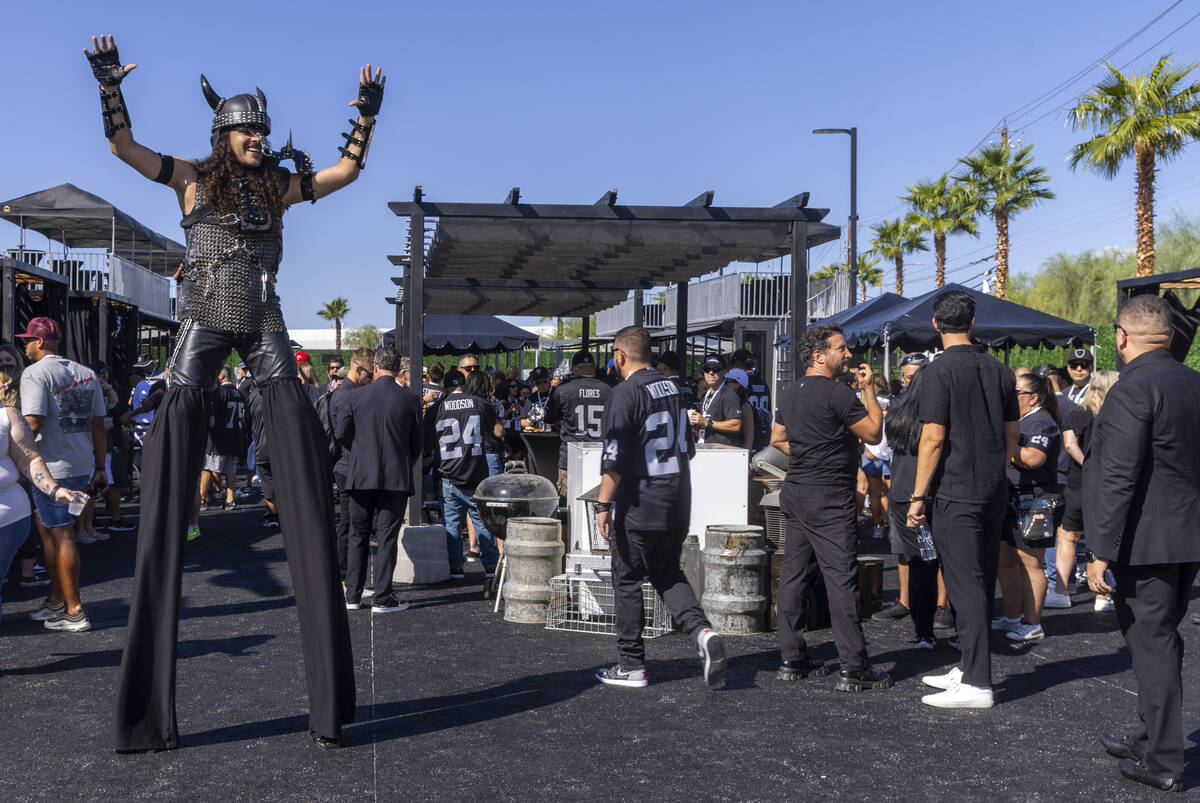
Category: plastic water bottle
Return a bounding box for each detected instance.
[916,523,937,561]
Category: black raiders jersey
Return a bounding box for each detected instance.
[601,367,694,531]
[434,392,498,488]
[544,376,612,469]
[207,382,246,456]
[746,374,772,423]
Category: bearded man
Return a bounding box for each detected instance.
[85,34,384,751]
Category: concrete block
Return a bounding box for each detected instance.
[394,524,450,585]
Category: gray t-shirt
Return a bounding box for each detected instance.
[21,354,105,479]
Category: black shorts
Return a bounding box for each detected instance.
[1061,485,1083,532]
[258,460,275,501]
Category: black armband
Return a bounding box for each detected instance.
[338,118,375,169]
[99,86,130,139]
[153,153,174,185]
[300,172,315,203]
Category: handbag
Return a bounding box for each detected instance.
[1013,493,1058,548]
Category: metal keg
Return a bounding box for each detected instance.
[701,525,768,634]
[502,517,566,624]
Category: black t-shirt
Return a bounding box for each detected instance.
[700,381,743,446]
[746,374,772,424]
[1053,392,1077,486]
[601,367,694,531]
[544,375,612,469]
[421,382,444,410]
[776,374,868,488]
[1008,407,1061,490]
[917,344,1019,503]
[1066,405,1094,490]
[207,383,246,457]
[434,392,498,488]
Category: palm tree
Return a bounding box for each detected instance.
[856,254,883,302]
[903,174,979,288]
[810,263,842,279]
[869,216,927,296]
[317,297,351,350]
[1068,56,1200,276]
[953,144,1053,298]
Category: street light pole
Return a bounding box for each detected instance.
[813,127,858,310]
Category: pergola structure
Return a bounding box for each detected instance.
[387,186,840,522]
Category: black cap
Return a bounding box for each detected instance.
[731,348,753,365]
[1032,362,1057,379]
[530,366,550,381]
[445,369,466,388]
[133,352,157,370]
[701,354,725,370]
[571,351,596,366]
[1068,348,1093,365]
[90,360,108,375]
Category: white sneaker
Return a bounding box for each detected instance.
[922,682,994,709]
[914,637,936,651]
[1094,596,1115,612]
[1043,590,1071,609]
[990,616,1021,632]
[90,530,110,542]
[74,531,97,544]
[921,666,963,690]
[1006,623,1045,642]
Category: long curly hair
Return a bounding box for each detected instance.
[194,133,284,219]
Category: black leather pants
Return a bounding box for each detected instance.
[114,323,355,751]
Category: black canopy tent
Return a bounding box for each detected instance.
[382,313,538,355]
[777,291,908,350]
[0,183,184,272]
[387,186,840,522]
[842,283,1095,354]
[1116,266,1200,365]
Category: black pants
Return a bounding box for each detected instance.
[334,471,351,580]
[611,519,709,669]
[890,503,940,641]
[113,323,355,750]
[346,489,407,603]
[929,491,1004,688]
[777,483,868,671]
[1113,561,1200,778]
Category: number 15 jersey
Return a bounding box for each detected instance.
[601,367,694,531]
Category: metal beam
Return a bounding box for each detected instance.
[389,200,831,224]
[595,189,618,207]
[388,274,657,291]
[406,213,425,526]
[791,221,809,342]
[581,316,590,352]
[675,280,688,376]
[686,190,714,208]
[633,289,644,328]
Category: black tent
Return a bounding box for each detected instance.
[777,292,908,348]
[842,283,1094,351]
[0,183,184,272]
[384,314,538,355]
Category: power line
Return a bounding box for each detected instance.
[1121,8,1200,68]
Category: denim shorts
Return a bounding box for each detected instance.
[31,473,90,528]
[862,458,891,478]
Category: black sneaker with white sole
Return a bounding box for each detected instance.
[696,628,727,688]
[834,666,893,692]
[595,665,649,687]
[371,596,410,613]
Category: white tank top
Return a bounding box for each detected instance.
[0,408,31,528]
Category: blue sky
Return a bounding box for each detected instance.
[4,1,1200,330]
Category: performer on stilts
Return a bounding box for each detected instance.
[83,34,386,751]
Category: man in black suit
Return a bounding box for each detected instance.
[1085,293,1200,793]
[335,345,422,613]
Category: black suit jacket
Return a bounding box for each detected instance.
[335,376,422,493]
[1083,348,1200,565]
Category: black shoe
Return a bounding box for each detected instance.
[834,666,893,692]
[1101,733,1144,761]
[776,658,832,681]
[871,602,909,622]
[1118,759,1183,793]
[310,731,341,749]
[261,514,279,529]
[933,605,956,631]
[222,501,236,511]
[104,519,137,533]
[371,595,410,614]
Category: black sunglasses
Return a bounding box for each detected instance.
[461,364,479,371]
[901,353,929,366]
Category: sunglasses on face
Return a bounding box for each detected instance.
[461,365,479,372]
[703,367,720,374]
[1068,362,1089,369]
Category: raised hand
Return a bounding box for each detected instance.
[349,64,386,118]
[85,34,137,86]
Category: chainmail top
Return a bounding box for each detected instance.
[182,178,286,333]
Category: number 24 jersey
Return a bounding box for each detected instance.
[434,393,498,488]
[601,367,694,531]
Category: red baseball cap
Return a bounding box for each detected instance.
[16,316,63,341]
[294,350,311,363]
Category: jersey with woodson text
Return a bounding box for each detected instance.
[601,367,694,531]
[746,374,772,424]
[544,375,612,469]
[434,392,498,488]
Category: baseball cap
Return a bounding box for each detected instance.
[571,350,596,366]
[16,316,62,341]
[1032,362,1057,379]
[731,348,753,364]
[236,362,246,371]
[530,366,550,382]
[1068,348,1093,365]
[444,368,466,388]
[294,350,311,363]
[133,352,158,370]
[701,354,725,370]
[900,352,929,366]
[90,360,109,375]
[725,368,750,389]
